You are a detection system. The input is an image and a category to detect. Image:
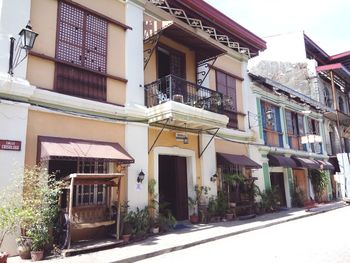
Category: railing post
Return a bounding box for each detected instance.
[168,75,172,100]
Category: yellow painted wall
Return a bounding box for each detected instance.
[75,0,125,23]
[107,78,126,105]
[27,57,55,90]
[144,41,157,84]
[26,110,126,166]
[148,128,202,185]
[144,35,196,84]
[28,0,126,104]
[208,55,245,130]
[215,138,248,156]
[26,109,128,240]
[107,24,126,78]
[30,0,57,57]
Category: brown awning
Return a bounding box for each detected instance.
[38,136,134,164]
[292,156,320,169]
[268,154,298,168]
[317,160,335,171]
[217,152,262,169]
[144,21,226,63]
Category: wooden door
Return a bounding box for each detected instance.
[175,157,188,220]
[270,172,287,207]
[293,169,307,197]
[158,155,188,221]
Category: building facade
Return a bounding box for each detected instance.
[249,31,350,199]
[0,0,267,254]
[249,73,334,208]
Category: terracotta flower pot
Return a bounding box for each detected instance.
[190,214,199,224]
[226,213,234,220]
[122,234,131,243]
[151,226,159,234]
[31,250,44,261]
[18,245,31,260]
[0,252,9,263]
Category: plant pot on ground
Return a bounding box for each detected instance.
[188,197,199,224]
[121,222,132,243]
[16,236,32,259]
[27,224,50,262]
[225,212,234,221]
[0,174,26,263]
[0,252,9,263]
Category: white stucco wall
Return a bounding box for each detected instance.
[125,123,149,210]
[200,134,217,196]
[337,153,350,198]
[0,99,29,255]
[0,0,31,78]
[125,0,144,106]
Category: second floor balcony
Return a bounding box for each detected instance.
[145,74,227,113]
[144,74,232,130]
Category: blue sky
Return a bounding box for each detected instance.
[204,0,350,56]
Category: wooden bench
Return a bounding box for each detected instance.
[71,205,115,229]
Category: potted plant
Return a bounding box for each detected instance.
[0,206,17,263]
[16,236,32,260]
[310,169,328,203]
[27,224,50,261]
[188,197,199,223]
[0,175,24,263]
[120,201,132,243]
[121,221,132,243]
[158,202,176,232]
[148,179,159,234]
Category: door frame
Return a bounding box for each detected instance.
[153,147,197,217]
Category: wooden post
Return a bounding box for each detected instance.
[116,177,121,240]
[67,176,75,249]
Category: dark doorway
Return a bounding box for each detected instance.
[48,160,77,180]
[157,46,186,79]
[158,155,188,220]
[270,172,287,207]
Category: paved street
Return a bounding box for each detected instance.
[139,206,350,263]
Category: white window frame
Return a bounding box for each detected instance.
[74,160,109,206]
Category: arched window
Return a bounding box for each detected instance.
[339,96,345,112]
[323,88,332,108]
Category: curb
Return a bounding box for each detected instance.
[110,203,347,263]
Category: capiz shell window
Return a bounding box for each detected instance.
[55,1,108,101]
[56,2,107,72]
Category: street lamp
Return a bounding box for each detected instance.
[8,22,39,76]
[137,170,145,183]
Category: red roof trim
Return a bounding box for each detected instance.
[177,0,266,50]
[330,51,350,61]
[304,33,329,59]
[316,63,347,72]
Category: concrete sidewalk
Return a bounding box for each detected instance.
[8,201,348,263]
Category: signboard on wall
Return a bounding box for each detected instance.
[0,140,21,151]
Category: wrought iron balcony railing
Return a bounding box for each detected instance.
[144,74,233,114]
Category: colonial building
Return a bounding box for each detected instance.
[142,0,265,220]
[0,0,266,254]
[249,73,334,208]
[249,31,350,199]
